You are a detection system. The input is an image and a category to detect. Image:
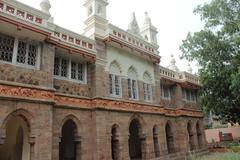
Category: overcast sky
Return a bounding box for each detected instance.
[18,0,210,73]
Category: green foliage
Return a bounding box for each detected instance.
[180,0,240,122]
[192,153,240,160]
[226,140,240,148]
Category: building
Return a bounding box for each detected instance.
[0,0,207,159]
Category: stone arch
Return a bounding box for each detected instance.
[59,115,82,160]
[196,121,203,149]
[165,120,175,154]
[128,114,146,134]
[187,121,195,151]
[153,125,160,157]
[128,66,138,79]
[128,114,147,159]
[111,124,120,160]
[143,71,152,84]
[111,124,120,135]
[1,109,35,140]
[0,109,35,160]
[59,114,81,137]
[109,60,122,75]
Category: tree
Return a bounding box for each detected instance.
[180,0,240,122]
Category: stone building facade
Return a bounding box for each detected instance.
[0,0,207,160]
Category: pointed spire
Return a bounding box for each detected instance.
[187,63,193,74]
[168,54,180,72]
[140,11,158,45]
[127,12,140,36]
[143,11,151,26]
[40,0,51,15]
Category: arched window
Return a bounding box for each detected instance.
[59,120,80,160]
[143,71,152,102]
[111,125,120,160]
[165,122,175,154]
[187,122,195,151]
[109,61,122,97]
[153,126,160,157]
[128,67,138,100]
[196,122,203,149]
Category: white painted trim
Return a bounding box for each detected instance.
[12,37,18,63]
[128,78,139,101]
[109,74,122,98]
[144,83,152,102]
[54,56,88,84]
[0,35,40,70]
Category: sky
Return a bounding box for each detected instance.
[18,0,211,73]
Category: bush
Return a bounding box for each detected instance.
[192,153,240,160]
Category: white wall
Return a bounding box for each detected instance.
[106,46,155,84]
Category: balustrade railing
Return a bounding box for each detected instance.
[108,24,158,55]
[0,0,50,26]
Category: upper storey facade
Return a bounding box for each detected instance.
[0,0,201,111]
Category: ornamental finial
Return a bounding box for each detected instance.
[40,0,51,15]
[168,54,180,72]
[143,11,151,25]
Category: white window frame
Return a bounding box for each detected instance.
[144,83,152,102]
[128,78,139,100]
[0,33,41,70]
[54,56,87,84]
[161,84,171,100]
[109,74,122,98]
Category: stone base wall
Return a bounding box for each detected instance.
[0,99,53,160]
[0,98,207,160]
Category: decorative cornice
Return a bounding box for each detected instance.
[0,84,54,101]
[0,84,203,118]
[104,36,160,64]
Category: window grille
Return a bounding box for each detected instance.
[61,59,68,77]
[27,44,37,66]
[0,33,39,68]
[17,41,27,64]
[0,34,14,62]
[54,56,86,83]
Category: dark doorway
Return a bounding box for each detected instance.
[129,119,142,160]
[0,116,30,160]
[14,127,24,160]
[153,126,160,157]
[59,120,77,160]
[111,125,120,160]
[187,122,194,151]
[165,122,175,154]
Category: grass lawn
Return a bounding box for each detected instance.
[191,152,240,160]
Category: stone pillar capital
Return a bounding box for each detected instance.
[74,136,82,143]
